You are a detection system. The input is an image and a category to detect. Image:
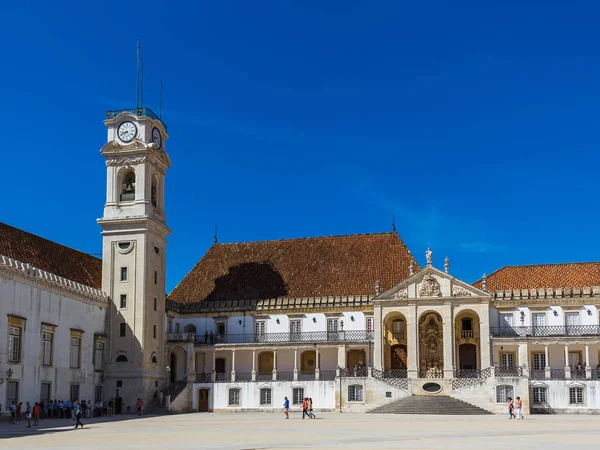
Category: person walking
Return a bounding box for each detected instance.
[136,398,143,416]
[108,398,114,416]
[514,396,523,420]
[301,397,309,419]
[25,402,32,428]
[507,397,515,419]
[32,402,41,426]
[308,397,315,419]
[283,396,290,419]
[74,402,84,429]
[10,401,16,424]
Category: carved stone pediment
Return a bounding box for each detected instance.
[392,288,408,299]
[418,274,441,297]
[452,285,473,297]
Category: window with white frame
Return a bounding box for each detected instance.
[70,337,81,369]
[290,319,302,335]
[293,387,304,405]
[532,313,546,327]
[499,313,513,328]
[120,294,127,309]
[366,317,374,336]
[120,267,128,282]
[70,384,80,402]
[327,318,339,340]
[260,388,272,405]
[565,312,579,327]
[348,384,364,402]
[255,320,266,336]
[8,326,21,363]
[500,353,514,369]
[569,387,584,405]
[532,352,546,371]
[532,386,547,404]
[228,388,240,406]
[496,385,513,403]
[42,332,53,366]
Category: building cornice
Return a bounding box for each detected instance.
[0,254,108,308]
[490,287,600,306]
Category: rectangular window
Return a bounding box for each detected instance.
[568,351,581,369]
[260,388,272,405]
[366,317,374,335]
[569,387,584,405]
[348,385,364,402]
[120,323,126,337]
[532,313,546,327]
[120,294,127,309]
[41,382,51,407]
[120,267,128,281]
[290,319,302,335]
[499,313,513,328]
[154,271,158,285]
[6,381,19,406]
[228,388,240,406]
[255,320,266,335]
[565,312,579,326]
[70,338,81,369]
[216,322,226,335]
[532,387,547,404]
[532,353,546,371]
[500,352,514,370]
[153,325,157,339]
[95,386,103,403]
[8,326,21,363]
[293,387,304,405]
[496,385,513,403]
[153,297,157,311]
[94,341,104,371]
[116,380,123,388]
[42,332,53,366]
[70,384,80,403]
[327,318,339,340]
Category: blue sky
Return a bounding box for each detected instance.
[1,1,599,291]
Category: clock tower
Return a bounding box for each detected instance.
[98,108,171,410]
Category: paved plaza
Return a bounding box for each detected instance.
[1,412,599,449]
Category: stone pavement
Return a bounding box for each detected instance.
[1,412,599,449]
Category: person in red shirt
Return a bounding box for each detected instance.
[32,402,41,426]
[136,398,143,416]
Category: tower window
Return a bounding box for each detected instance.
[119,323,126,337]
[120,267,128,281]
[151,178,157,207]
[120,295,127,309]
[153,325,157,339]
[116,355,128,363]
[120,171,136,202]
[154,271,158,285]
[153,297,157,311]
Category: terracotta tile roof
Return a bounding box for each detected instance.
[473,262,600,291]
[168,232,417,305]
[0,222,102,289]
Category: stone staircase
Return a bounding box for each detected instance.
[143,381,189,415]
[368,395,492,415]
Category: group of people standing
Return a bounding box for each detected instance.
[8,401,41,427]
[507,396,524,420]
[282,396,315,419]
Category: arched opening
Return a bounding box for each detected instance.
[454,310,481,374]
[151,353,158,364]
[459,344,477,370]
[347,349,366,369]
[184,324,197,334]
[419,311,443,378]
[390,344,408,370]
[115,354,128,363]
[300,350,319,372]
[383,312,408,371]
[120,169,136,202]
[258,351,274,373]
[170,346,187,382]
[198,388,210,412]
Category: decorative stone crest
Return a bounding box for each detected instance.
[392,288,408,299]
[418,274,441,297]
[452,285,472,297]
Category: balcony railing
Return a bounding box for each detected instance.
[167,330,374,345]
[495,367,523,377]
[460,330,474,339]
[491,325,600,338]
[105,107,168,131]
[391,332,405,341]
[340,367,368,377]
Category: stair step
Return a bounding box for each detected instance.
[368,395,492,415]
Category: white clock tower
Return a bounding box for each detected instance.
[98,108,171,411]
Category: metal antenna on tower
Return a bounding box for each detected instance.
[159,80,163,119]
[136,40,140,108]
[141,58,144,109]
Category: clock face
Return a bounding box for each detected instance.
[152,127,162,150]
[117,121,137,142]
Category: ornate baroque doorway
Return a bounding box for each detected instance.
[419,312,443,378]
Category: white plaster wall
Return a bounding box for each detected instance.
[530,380,600,413]
[0,275,106,410]
[452,377,530,414]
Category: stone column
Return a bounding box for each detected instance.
[337,345,347,372]
[315,347,320,380]
[586,344,592,379]
[479,302,491,369]
[564,344,571,379]
[293,348,299,381]
[187,343,196,382]
[211,349,216,382]
[231,349,236,382]
[518,342,529,377]
[251,349,257,381]
[443,302,454,378]
[272,349,278,381]
[544,345,551,379]
[407,302,418,378]
[373,305,383,371]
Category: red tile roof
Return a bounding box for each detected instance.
[167,232,417,305]
[473,262,600,291]
[0,222,102,289]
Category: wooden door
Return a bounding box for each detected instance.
[391,345,407,369]
[198,389,209,412]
